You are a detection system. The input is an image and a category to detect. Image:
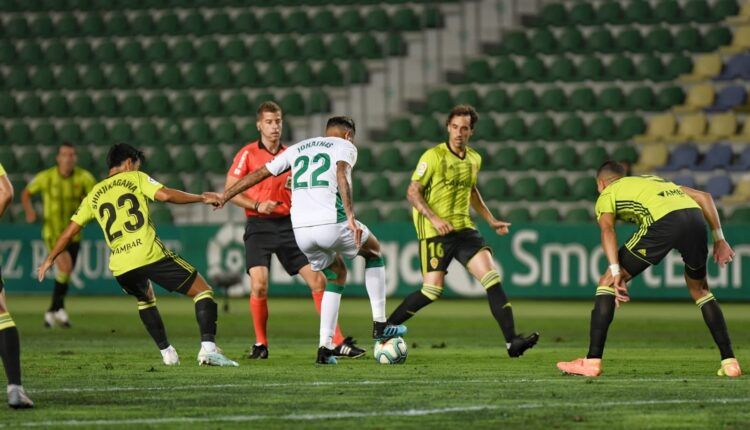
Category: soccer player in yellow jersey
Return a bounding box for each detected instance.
[387,105,539,358]
[21,142,96,328]
[558,161,741,377]
[0,163,34,408]
[37,144,238,367]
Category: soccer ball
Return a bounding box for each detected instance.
[373,337,408,364]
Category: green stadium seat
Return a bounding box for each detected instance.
[472,117,497,141]
[615,28,643,53]
[70,94,94,117]
[145,40,168,62]
[182,11,206,35]
[94,40,118,63]
[521,146,549,170]
[81,67,106,89]
[300,36,326,60]
[673,27,701,53]
[134,121,158,144]
[559,28,585,53]
[149,206,173,224]
[348,60,369,84]
[529,116,555,141]
[550,146,578,170]
[611,145,639,164]
[587,28,615,53]
[7,122,31,144]
[253,91,276,108]
[519,57,547,82]
[171,40,194,63]
[43,41,66,63]
[145,93,170,117]
[6,16,30,38]
[559,116,586,141]
[109,122,132,142]
[309,9,335,33]
[617,115,646,140]
[358,207,380,224]
[286,10,310,33]
[714,0,740,21]
[259,10,284,34]
[213,120,237,143]
[493,57,520,82]
[338,10,362,32]
[31,66,55,90]
[588,115,616,141]
[158,65,183,89]
[264,63,289,87]
[329,35,353,59]
[499,116,526,141]
[17,148,43,172]
[187,120,210,143]
[377,147,404,172]
[541,176,570,201]
[580,146,608,170]
[626,86,656,111]
[365,8,390,32]
[280,91,305,116]
[56,14,79,37]
[502,31,529,55]
[654,0,684,24]
[385,33,406,56]
[571,177,597,201]
[173,94,197,117]
[356,147,374,172]
[201,146,229,174]
[392,7,420,31]
[510,177,539,201]
[510,88,537,112]
[234,11,259,34]
[81,14,104,36]
[482,177,509,199]
[184,64,207,88]
[156,12,179,35]
[57,66,80,89]
[276,36,300,61]
[222,39,246,62]
[67,41,91,65]
[569,2,596,25]
[454,87,481,107]
[703,27,732,52]
[94,93,118,117]
[645,28,674,53]
[160,121,183,143]
[423,6,444,28]
[18,94,43,117]
[5,67,29,89]
[121,94,145,117]
[236,63,261,87]
[224,93,249,116]
[383,207,412,222]
[530,29,556,54]
[286,62,314,86]
[106,12,130,36]
[197,39,221,63]
[564,208,592,223]
[484,88,510,112]
[0,94,16,117]
[32,122,56,144]
[596,1,625,24]
[120,41,144,63]
[506,208,532,222]
[607,56,636,81]
[354,34,382,59]
[569,88,596,112]
[75,149,95,173]
[666,55,693,79]
[415,116,443,142]
[597,87,624,111]
[83,121,107,145]
[637,56,665,81]
[539,3,567,26]
[132,65,157,88]
[30,15,54,38]
[426,89,453,113]
[547,57,573,81]
[307,89,330,114]
[0,41,16,64]
[318,62,344,86]
[389,118,415,142]
[366,177,392,200]
[535,207,560,222]
[18,41,43,64]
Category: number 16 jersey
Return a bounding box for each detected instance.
[71,171,168,276]
[266,136,357,228]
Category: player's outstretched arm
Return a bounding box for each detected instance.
[38,222,82,281]
[470,186,510,235]
[20,187,36,223]
[407,181,453,236]
[0,174,13,218]
[221,166,273,207]
[154,187,210,205]
[681,186,735,267]
[336,161,362,246]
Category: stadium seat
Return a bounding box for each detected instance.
[32,122,56,144]
[70,94,94,117]
[482,177,509,200]
[704,27,733,52]
[30,66,55,90]
[376,147,404,172]
[425,89,453,113]
[94,93,118,117]
[528,116,555,141]
[665,55,694,79]
[705,86,747,112]
[721,26,750,54]
[541,176,570,201]
[644,28,674,53]
[521,146,549,170]
[665,113,707,143]
[545,57,572,81]
[672,174,697,188]
[535,207,560,222]
[499,116,527,141]
[109,122,132,142]
[697,112,737,143]
[120,41,143,63]
[472,117,498,141]
[539,87,566,112]
[0,94,16,117]
[366,177,392,200]
[549,146,578,171]
[530,29,556,54]
[18,94,43,117]
[83,121,107,144]
[728,117,750,143]
[5,67,29,90]
[388,118,415,142]
[705,176,733,199]
[187,120,210,143]
[564,208,592,223]
[611,145,639,164]
[570,177,598,201]
[607,56,636,81]
[510,88,537,112]
[510,177,539,201]
[17,148,43,172]
[723,177,750,204]
[492,57,521,82]
[580,146,608,170]
[357,207,380,224]
[569,88,596,112]
[588,115,616,141]
[415,116,443,142]
[726,1,750,24]
[121,94,145,117]
[729,146,750,171]
[144,93,169,117]
[505,208,532,223]
[660,144,699,171]
[673,27,702,53]
[673,84,715,112]
[7,122,31,145]
[715,54,750,81]
[160,120,183,143]
[570,2,596,25]
[538,3,567,26]
[633,114,676,143]
[501,31,529,55]
[466,59,493,84]
[615,28,644,53]
[81,67,106,89]
[0,149,17,172]
[132,65,157,88]
[454,87,481,107]
[364,8,390,32]
[632,143,668,173]
[587,28,615,53]
[559,28,585,53]
[383,207,412,222]
[657,86,686,110]
[695,143,733,171]
[491,147,519,171]
[679,54,722,81]
[559,116,586,141]
[18,41,43,64]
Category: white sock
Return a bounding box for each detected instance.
[365,265,387,323]
[320,291,341,349]
[7,384,21,394]
[201,341,217,353]
[160,345,175,356]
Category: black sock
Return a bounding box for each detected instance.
[586,294,616,359]
[387,291,433,325]
[139,307,170,350]
[700,299,734,360]
[485,283,516,343]
[49,281,68,311]
[195,297,217,342]
[0,326,21,385]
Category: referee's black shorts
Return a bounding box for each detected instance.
[244,216,309,276]
[619,208,708,280]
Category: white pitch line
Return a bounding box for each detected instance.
[6,398,750,428]
[29,377,708,394]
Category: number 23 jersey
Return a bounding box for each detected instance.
[266,136,357,228]
[71,171,168,276]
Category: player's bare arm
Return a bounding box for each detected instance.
[20,187,37,223]
[470,186,510,235]
[681,186,735,267]
[224,175,277,214]
[0,174,13,218]
[598,212,628,301]
[154,187,212,205]
[336,160,362,247]
[220,166,273,208]
[38,222,82,281]
[407,181,453,236]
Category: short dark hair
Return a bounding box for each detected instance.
[256,101,282,120]
[446,104,479,129]
[596,160,626,178]
[107,143,145,169]
[326,116,356,136]
[59,141,75,151]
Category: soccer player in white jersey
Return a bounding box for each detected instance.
[209,116,406,364]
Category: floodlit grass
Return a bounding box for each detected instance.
[0,296,748,429]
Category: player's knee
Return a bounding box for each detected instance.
[251,281,269,298]
[55,271,71,284]
[421,283,443,301]
[307,274,326,293]
[365,256,385,270]
[684,265,707,282]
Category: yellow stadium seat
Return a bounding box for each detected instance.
[727,2,750,24]
[696,113,738,143]
[721,26,750,54]
[632,143,668,174]
[665,113,707,143]
[673,84,715,113]
[633,114,676,144]
[722,177,750,205]
[679,54,722,82]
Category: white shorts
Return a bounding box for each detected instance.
[293,221,372,271]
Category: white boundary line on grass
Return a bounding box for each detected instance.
[29,377,709,394]
[7,398,750,427]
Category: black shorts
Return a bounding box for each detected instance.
[114,255,197,301]
[619,208,708,279]
[419,229,491,273]
[244,216,309,276]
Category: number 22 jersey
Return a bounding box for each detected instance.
[71,171,169,276]
[265,136,357,228]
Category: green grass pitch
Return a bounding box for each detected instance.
[0,295,748,429]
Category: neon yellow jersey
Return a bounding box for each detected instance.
[411,143,481,240]
[27,166,96,249]
[0,163,5,176]
[595,175,700,227]
[71,171,169,276]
